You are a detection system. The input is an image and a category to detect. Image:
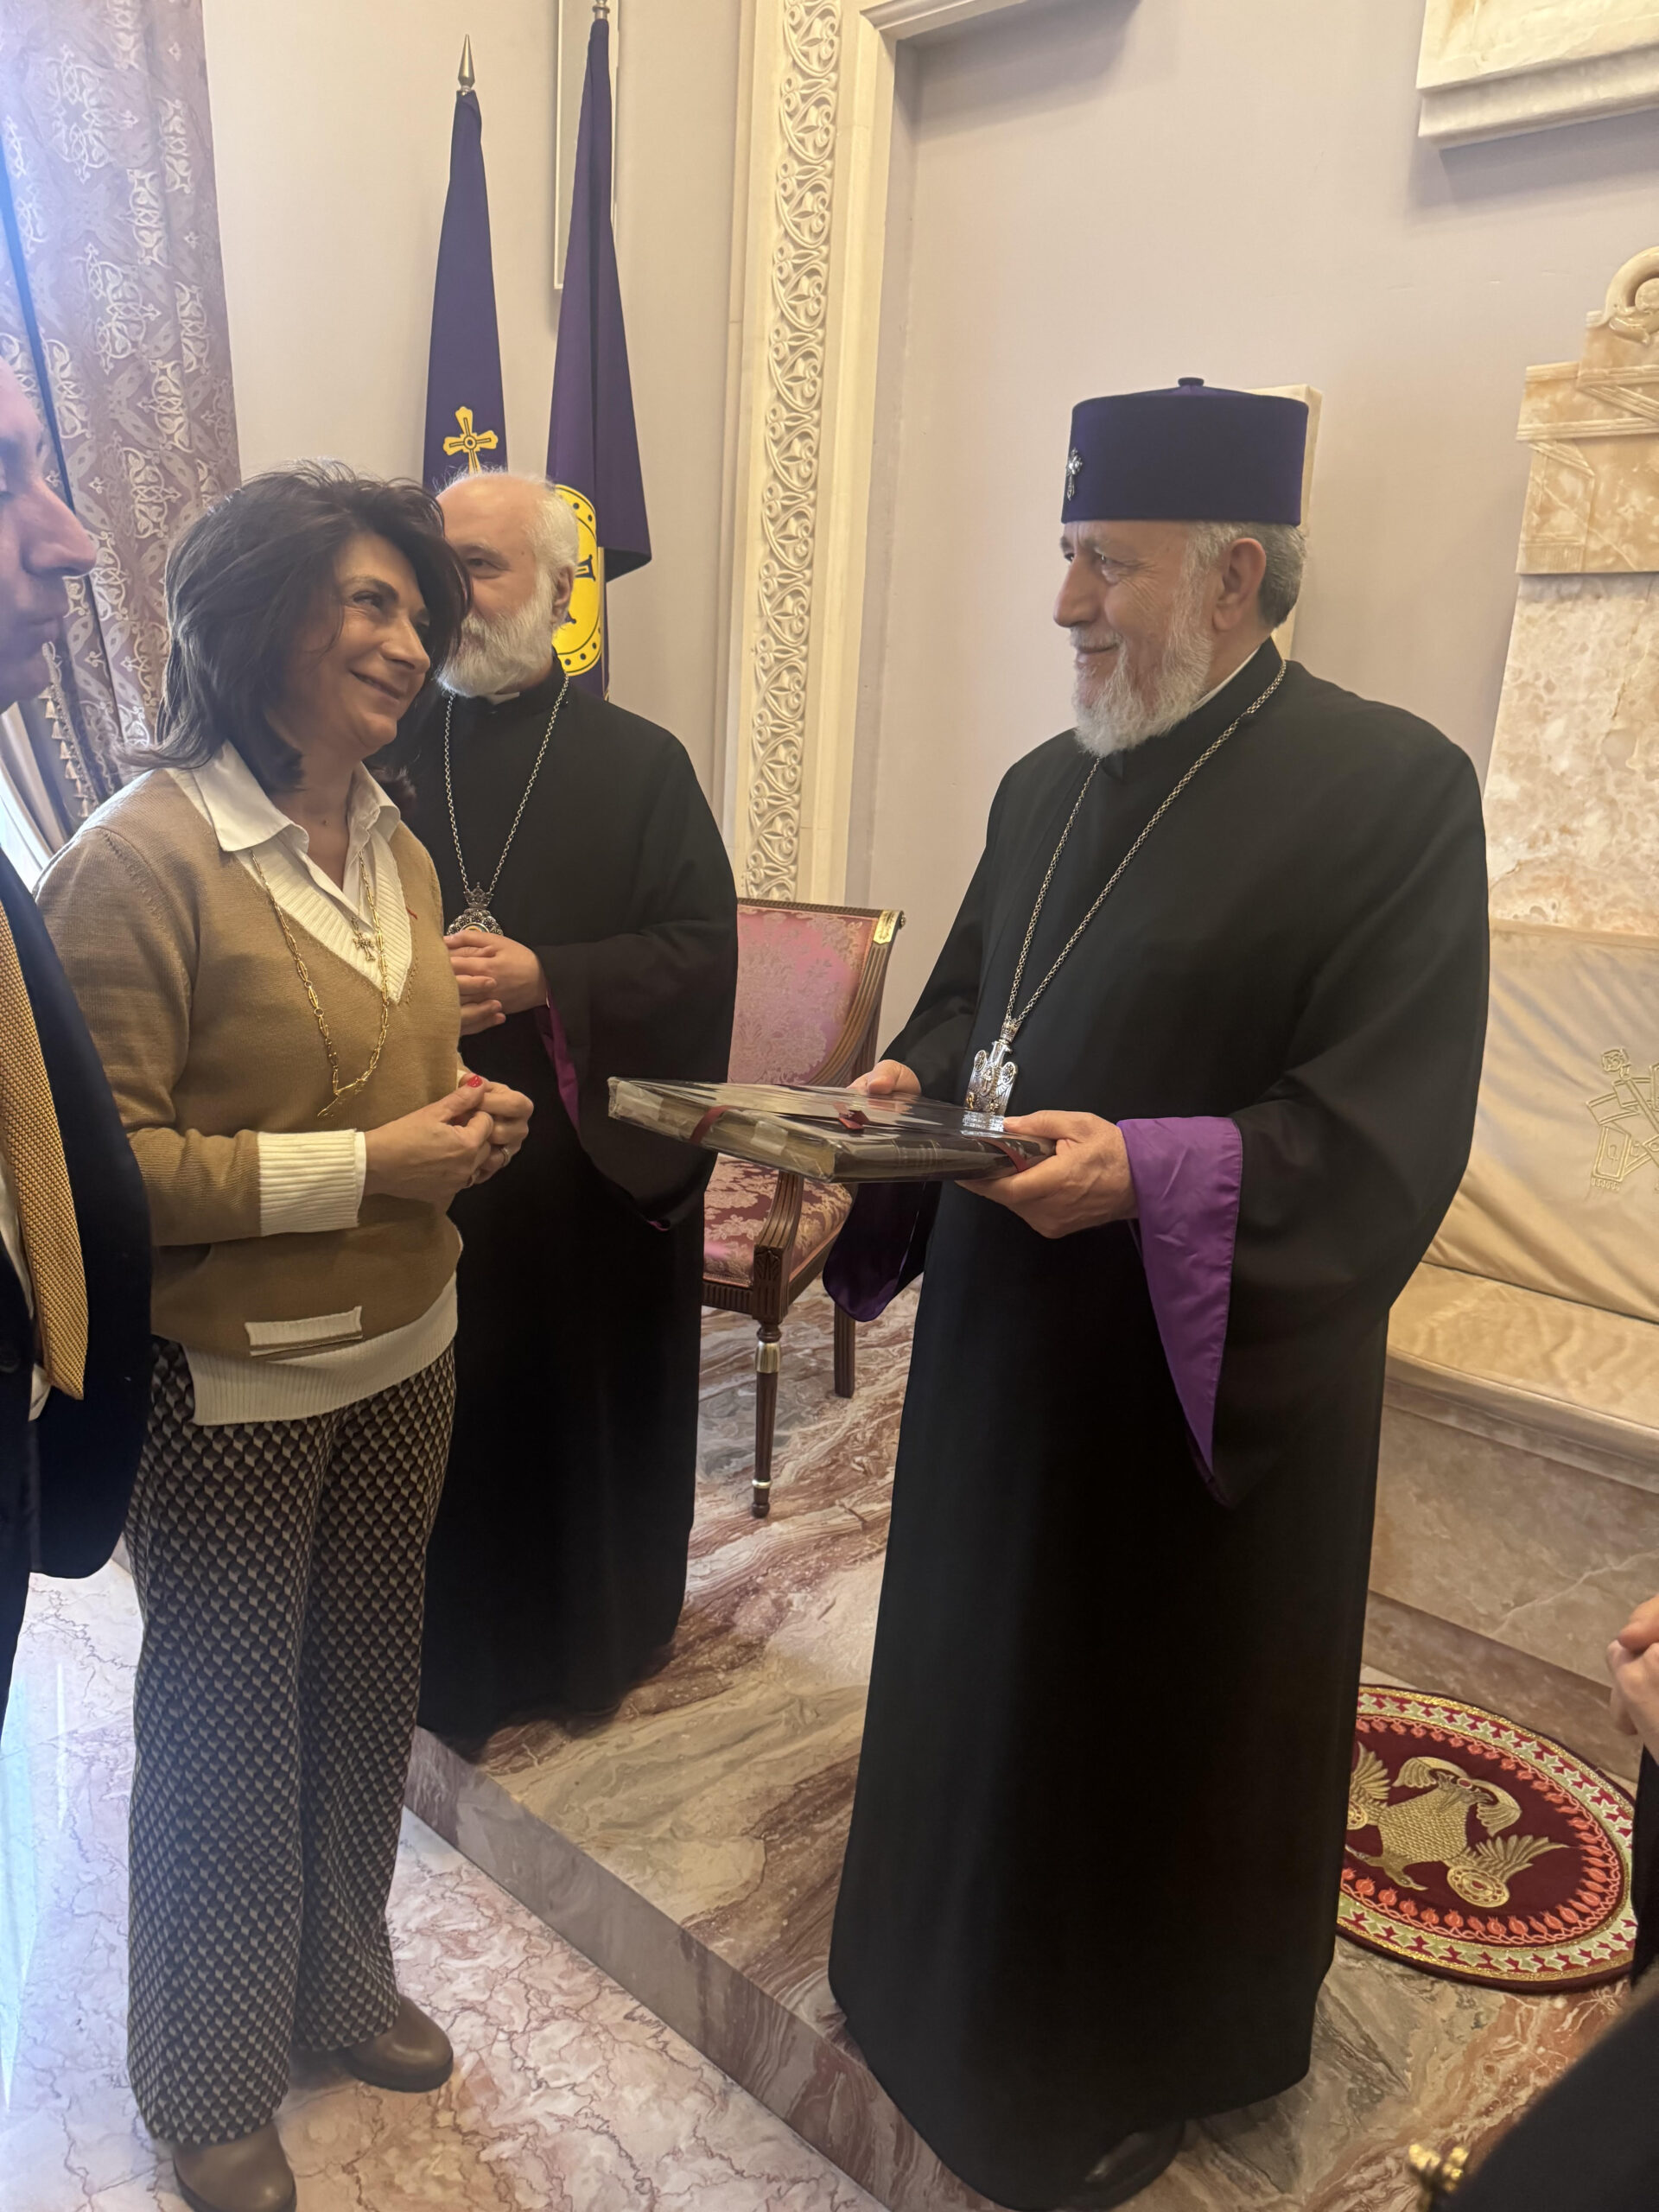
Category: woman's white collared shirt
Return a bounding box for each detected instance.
[169,748,456,1425]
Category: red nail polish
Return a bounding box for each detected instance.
[466,1074,485,1088]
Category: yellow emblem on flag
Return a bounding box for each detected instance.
[555,485,604,677]
[442,405,499,473]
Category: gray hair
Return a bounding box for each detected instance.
[438,466,580,577]
[1183,520,1306,632]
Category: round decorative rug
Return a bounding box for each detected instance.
[1337,1687,1637,1992]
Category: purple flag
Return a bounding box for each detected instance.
[423,57,507,492]
[547,11,649,696]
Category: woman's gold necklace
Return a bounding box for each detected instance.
[249,849,393,1118]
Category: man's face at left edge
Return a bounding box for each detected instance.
[0,359,97,715]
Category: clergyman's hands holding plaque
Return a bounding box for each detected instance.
[851,1059,921,1100]
[965,1110,1138,1239]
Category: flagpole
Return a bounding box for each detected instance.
[422,29,508,486]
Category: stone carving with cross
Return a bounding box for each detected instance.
[443,404,499,474]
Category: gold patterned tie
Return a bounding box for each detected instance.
[0,895,87,1399]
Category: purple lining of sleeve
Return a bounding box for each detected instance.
[1119,1116,1242,1488]
[823,1181,932,1321]
[533,996,582,1132]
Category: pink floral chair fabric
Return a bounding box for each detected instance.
[728,906,880,1084]
[703,899,903,1517]
[704,1163,853,1289]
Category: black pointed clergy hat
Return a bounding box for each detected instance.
[1062,378,1307,525]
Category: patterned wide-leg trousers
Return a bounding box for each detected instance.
[124,1339,454,2146]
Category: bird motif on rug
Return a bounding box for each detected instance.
[1347,1750,1566,1909]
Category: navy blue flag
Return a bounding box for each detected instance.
[547,10,649,695]
[423,46,508,492]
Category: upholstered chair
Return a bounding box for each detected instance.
[702,899,903,1517]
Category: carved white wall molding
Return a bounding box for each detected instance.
[863,0,1062,37]
[1417,0,1659,146]
[722,0,1077,902]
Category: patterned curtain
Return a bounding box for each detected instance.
[0,0,238,815]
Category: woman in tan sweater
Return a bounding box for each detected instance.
[40,467,532,2212]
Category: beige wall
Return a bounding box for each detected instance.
[855,0,1659,1026]
[200,0,740,793]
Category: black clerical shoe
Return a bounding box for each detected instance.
[1061,2121,1185,2208]
[434,1726,493,1764]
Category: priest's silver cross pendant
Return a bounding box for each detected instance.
[966,1031,1018,1116]
[446,893,504,936]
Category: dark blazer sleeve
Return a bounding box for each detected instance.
[0,849,152,1575]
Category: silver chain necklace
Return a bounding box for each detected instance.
[442,674,570,934]
[965,661,1287,1116]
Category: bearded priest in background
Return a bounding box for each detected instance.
[823,383,1490,2209]
[394,472,736,1739]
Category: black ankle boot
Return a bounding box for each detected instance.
[1063,2121,1185,2208]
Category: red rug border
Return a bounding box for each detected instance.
[1335,1686,1637,1997]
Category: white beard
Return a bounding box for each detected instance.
[1071,584,1216,759]
[440,571,561,698]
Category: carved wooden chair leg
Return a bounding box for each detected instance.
[753,1326,782,1517]
[833,1302,855,1399]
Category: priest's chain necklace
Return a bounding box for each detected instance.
[249,852,392,1120]
[442,673,570,935]
[965,660,1287,1116]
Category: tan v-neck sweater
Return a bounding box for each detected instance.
[38,770,463,1359]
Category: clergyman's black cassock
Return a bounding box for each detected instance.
[394,668,736,1730]
[825,646,1489,2209]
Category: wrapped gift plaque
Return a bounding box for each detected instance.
[607,1079,1056,1183]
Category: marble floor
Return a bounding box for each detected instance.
[0,1566,882,2210]
[405,1287,1634,2212]
[0,1287,1637,2211]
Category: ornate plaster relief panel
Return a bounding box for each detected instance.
[1418,0,1659,143]
[1485,251,1659,932]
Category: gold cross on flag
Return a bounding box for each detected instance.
[443,405,499,473]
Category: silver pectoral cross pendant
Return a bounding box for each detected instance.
[447,894,504,936]
[966,1032,1018,1116]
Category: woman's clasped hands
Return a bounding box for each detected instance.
[363,1076,533,1204]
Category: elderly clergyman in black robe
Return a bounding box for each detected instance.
[823,382,1489,2210]
[394,473,736,1738]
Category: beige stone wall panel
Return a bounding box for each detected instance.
[1417,0,1659,143]
[1516,252,1659,574]
[1484,574,1659,929]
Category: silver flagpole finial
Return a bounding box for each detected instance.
[594,1,612,18]
[458,35,475,92]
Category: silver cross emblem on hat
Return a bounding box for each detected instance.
[1065,447,1084,502]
